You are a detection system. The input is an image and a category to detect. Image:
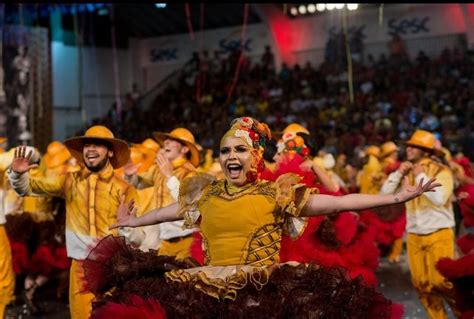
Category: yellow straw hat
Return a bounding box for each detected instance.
[402,130,444,156]
[380,141,398,158]
[44,141,71,169]
[64,125,130,169]
[283,123,310,135]
[141,138,160,153]
[365,145,381,158]
[153,128,199,167]
[130,144,155,173]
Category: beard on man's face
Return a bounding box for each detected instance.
[84,156,109,172]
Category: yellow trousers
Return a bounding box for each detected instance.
[388,237,404,263]
[407,228,459,319]
[0,226,15,319]
[158,235,194,260]
[69,259,95,319]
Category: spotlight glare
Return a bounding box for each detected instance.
[326,4,336,10]
[290,7,298,15]
[307,4,316,13]
[298,5,307,14]
[347,3,359,10]
[155,3,167,8]
[335,4,345,9]
[316,3,326,11]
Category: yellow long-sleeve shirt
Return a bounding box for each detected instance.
[135,158,196,243]
[381,157,454,235]
[357,155,384,194]
[8,163,140,260]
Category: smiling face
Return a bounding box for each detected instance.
[406,146,426,163]
[82,140,113,172]
[219,136,253,187]
[162,138,189,162]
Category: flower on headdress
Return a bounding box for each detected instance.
[235,129,253,147]
[281,131,310,157]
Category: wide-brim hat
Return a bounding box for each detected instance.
[130,144,156,173]
[273,123,310,141]
[152,128,199,167]
[380,141,399,158]
[401,130,445,157]
[64,125,130,169]
[44,141,71,169]
[141,138,160,154]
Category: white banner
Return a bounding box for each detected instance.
[290,4,467,52]
[133,23,272,67]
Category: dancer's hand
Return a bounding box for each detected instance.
[110,195,138,229]
[395,176,441,202]
[156,152,173,178]
[398,161,413,176]
[11,146,38,174]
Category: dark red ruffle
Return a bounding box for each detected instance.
[30,244,71,276]
[457,184,474,227]
[7,239,31,274]
[359,209,406,246]
[85,235,401,319]
[457,234,474,255]
[436,254,474,316]
[92,294,166,319]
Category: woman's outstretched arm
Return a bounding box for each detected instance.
[110,196,181,229]
[301,176,440,217]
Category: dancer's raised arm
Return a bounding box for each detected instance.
[301,176,440,217]
[110,195,181,229]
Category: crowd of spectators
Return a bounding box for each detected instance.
[85,42,474,166]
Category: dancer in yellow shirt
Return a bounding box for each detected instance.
[8,126,143,319]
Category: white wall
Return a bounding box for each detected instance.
[130,4,470,92]
[130,23,273,91]
[52,41,132,140]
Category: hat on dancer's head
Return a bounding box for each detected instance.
[380,141,398,158]
[365,145,381,159]
[152,128,200,167]
[273,123,309,141]
[141,138,160,154]
[129,144,155,173]
[44,141,71,169]
[402,130,445,157]
[64,125,130,169]
[283,123,310,135]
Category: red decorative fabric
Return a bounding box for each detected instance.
[92,294,166,319]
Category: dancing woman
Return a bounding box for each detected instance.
[87,117,439,318]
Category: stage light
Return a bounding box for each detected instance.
[335,4,345,9]
[307,4,316,13]
[290,6,298,15]
[316,3,326,11]
[155,3,167,8]
[298,5,307,14]
[326,4,336,10]
[347,3,359,10]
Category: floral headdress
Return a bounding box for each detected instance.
[278,131,310,157]
[221,117,272,182]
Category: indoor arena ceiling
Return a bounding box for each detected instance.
[4,3,263,48]
[3,3,392,48]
